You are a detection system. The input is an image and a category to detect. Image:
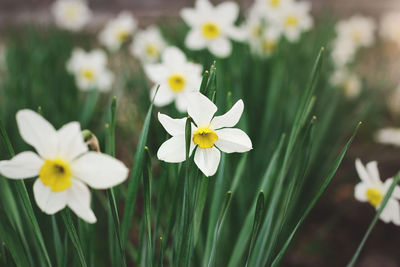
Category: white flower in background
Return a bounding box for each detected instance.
[354,159,400,225]
[157,92,252,176]
[375,128,400,146]
[380,12,400,48]
[254,0,293,20]
[144,47,203,112]
[66,48,114,92]
[330,68,361,99]
[330,37,357,68]
[335,15,376,49]
[130,26,167,64]
[258,28,281,57]
[0,110,129,223]
[180,0,246,58]
[276,1,313,42]
[51,0,92,32]
[99,12,137,52]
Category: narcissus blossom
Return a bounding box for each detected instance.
[380,12,400,48]
[51,0,92,32]
[336,15,376,49]
[354,159,400,225]
[66,48,114,92]
[180,0,246,58]
[0,110,129,223]
[144,47,203,112]
[157,92,252,176]
[276,1,313,42]
[130,26,167,64]
[99,12,137,52]
[330,68,362,99]
[375,128,400,147]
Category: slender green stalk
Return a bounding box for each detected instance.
[143,146,153,266]
[347,172,400,267]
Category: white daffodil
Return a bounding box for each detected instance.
[0,110,129,223]
[180,0,246,58]
[330,68,361,99]
[144,47,203,112]
[330,37,357,68]
[375,128,400,147]
[157,92,252,177]
[335,15,376,49]
[275,0,313,42]
[66,48,114,92]
[99,12,137,52]
[130,26,167,64]
[354,159,400,225]
[380,12,400,48]
[254,0,293,21]
[51,0,92,32]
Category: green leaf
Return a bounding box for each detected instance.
[121,86,159,248]
[143,146,153,266]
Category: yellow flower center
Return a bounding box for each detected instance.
[285,15,299,28]
[193,127,218,149]
[202,22,221,40]
[65,6,78,20]
[146,44,159,57]
[366,187,383,207]
[262,40,277,54]
[81,68,95,81]
[168,74,186,92]
[39,159,72,192]
[351,31,362,44]
[117,29,130,41]
[252,26,263,38]
[269,0,280,7]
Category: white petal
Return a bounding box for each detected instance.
[187,92,217,127]
[158,112,186,136]
[379,199,400,225]
[175,94,189,113]
[225,26,247,42]
[33,179,67,214]
[185,30,207,50]
[162,47,186,66]
[71,152,129,189]
[194,146,221,177]
[354,182,368,202]
[151,85,175,107]
[180,8,202,26]
[215,2,239,24]
[383,178,400,199]
[214,128,252,153]
[67,179,96,223]
[0,152,43,179]
[157,135,186,163]
[196,0,214,12]
[208,37,232,58]
[365,161,381,185]
[355,159,374,184]
[57,122,88,161]
[16,110,58,158]
[144,64,168,82]
[210,99,244,129]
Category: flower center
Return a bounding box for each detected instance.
[351,31,362,44]
[262,40,277,53]
[202,22,221,40]
[117,29,131,41]
[146,44,159,57]
[285,15,299,28]
[65,6,78,20]
[193,127,218,149]
[366,187,383,207]
[252,26,263,38]
[168,74,186,92]
[81,68,95,81]
[269,0,280,7]
[39,159,72,192]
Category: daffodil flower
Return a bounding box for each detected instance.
[157,92,252,177]
[330,68,361,99]
[51,0,92,32]
[99,12,137,52]
[336,15,376,49]
[180,0,246,58]
[130,26,167,64]
[144,46,203,112]
[375,128,400,147]
[66,48,114,92]
[354,159,400,225]
[0,110,129,223]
